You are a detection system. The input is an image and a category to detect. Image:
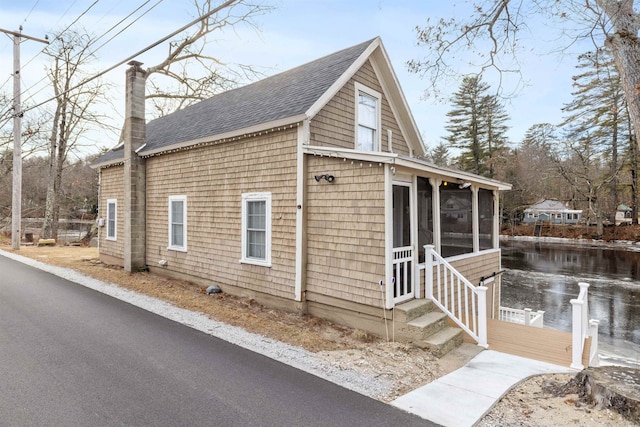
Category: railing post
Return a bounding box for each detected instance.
[570,297,584,369]
[579,282,589,339]
[424,245,434,300]
[476,285,488,348]
[524,308,532,326]
[589,319,600,367]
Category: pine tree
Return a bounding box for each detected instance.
[560,48,634,219]
[427,141,450,167]
[444,76,510,178]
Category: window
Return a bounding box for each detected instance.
[106,199,117,241]
[168,195,187,251]
[355,82,381,152]
[478,189,494,250]
[440,182,473,257]
[241,192,272,266]
[417,177,433,263]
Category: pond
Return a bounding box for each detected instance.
[500,238,640,367]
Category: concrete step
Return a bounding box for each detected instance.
[407,311,448,339]
[418,327,464,358]
[394,299,435,323]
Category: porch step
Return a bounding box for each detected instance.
[394,300,465,358]
[418,327,464,358]
[394,299,435,323]
[407,311,448,339]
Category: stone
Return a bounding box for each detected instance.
[206,285,222,295]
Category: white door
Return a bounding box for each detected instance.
[392,183,414,304]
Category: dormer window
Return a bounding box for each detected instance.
[355,82,381,152]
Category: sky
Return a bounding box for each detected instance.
[0,0,598,155]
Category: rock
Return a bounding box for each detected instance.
[206,285,221,294]
[575,366,640,423]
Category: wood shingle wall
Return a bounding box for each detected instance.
[143,128,299,300]
[305,156,386,307]
[98,165,125,264]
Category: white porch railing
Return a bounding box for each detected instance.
[499,307,545,328]
[424,245,488,347]
[571,282,600,369]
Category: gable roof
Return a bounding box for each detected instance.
[92,37,425,167]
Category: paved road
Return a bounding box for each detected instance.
[0,255,435,426]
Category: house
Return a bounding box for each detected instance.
[615,204,637,226]
[522,199,582,225]
[92,38,512,355]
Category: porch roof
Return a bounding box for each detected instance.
[303,145,512,191]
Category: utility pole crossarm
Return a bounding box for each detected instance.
[0,27,49,44]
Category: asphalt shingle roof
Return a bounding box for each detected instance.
[94,38,374,165]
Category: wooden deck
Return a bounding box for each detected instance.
[485,319,590,367]
[461,318,591,367]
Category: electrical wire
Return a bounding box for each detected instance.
[0,1,99,95]
[22,0,238,115]
[12,1,160,113]
[20,0,100,72]
[22,0,42,26]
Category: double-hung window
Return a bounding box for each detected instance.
[355,82,381,152]
[168,195,187,251]
[106,199,117,241]
[241,192,272,267]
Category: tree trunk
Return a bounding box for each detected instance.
[631,133,639,224]
[599,1,640,153]
[41,97,60,240]
[610,108,619,212]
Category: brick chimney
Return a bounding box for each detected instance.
[123,60,147,272]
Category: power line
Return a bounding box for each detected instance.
[23,0,238,115]
[19,0,100,73]
[14,1,161,109]
[21,0,42,26]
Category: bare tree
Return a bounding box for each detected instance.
[40,30,114,240]
[144,0,271,117]
[409,0,640,151]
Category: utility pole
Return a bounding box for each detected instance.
[0,27,48,250]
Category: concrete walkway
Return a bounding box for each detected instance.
[392,350,574,426]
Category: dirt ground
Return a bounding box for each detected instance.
[0,240,635,425]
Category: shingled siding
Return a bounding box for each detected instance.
[144,128,298,300]
[305,156,386,308]
[98,165,125,264]
[310,60,410,156]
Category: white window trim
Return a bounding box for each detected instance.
[241,192,272,267]
[168,195,187,252]
[106,199,117,241]
[354,82,382,152]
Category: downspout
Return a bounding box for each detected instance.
[294,119,309,302]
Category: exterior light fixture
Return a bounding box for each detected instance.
[314,174,335,183]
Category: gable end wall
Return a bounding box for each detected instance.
[310,60,410,155]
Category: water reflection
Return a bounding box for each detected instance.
[500,239,640,349]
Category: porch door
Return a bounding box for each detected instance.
[392,183,414,303]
